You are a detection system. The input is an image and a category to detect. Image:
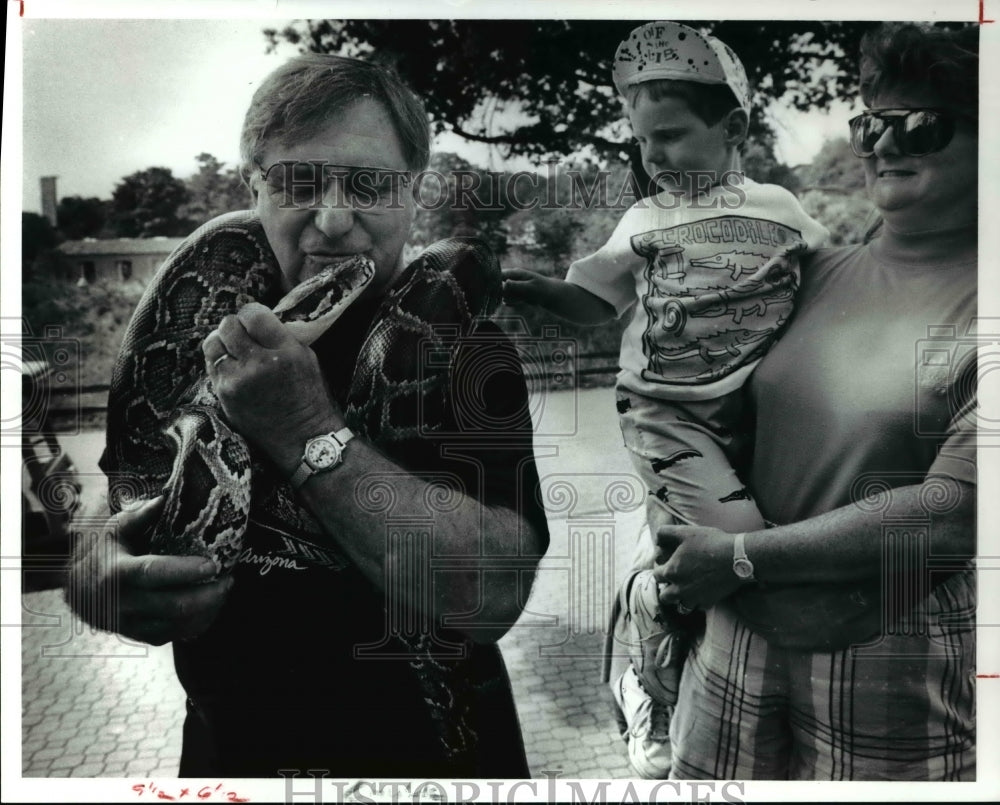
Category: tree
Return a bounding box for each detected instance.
[110,167,191,237]
[796,136,873,246]
[56,196,110,240]
[741,134,802,193]
[264,20,907,163]
[796,136,866,192]
[182,152,252,225]
[799,190,875,247]
[22,212,59,270]
[410,152,516,253]
[530,208,585,265]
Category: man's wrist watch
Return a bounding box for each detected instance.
[732,532,756,582]
[289,427,354,490]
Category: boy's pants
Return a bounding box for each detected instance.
[614,385,765,535]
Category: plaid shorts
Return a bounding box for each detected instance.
[669,569,976,781]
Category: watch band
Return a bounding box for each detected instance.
[289,427,355,490]
[330,426,354,448]
[732,531,756,581]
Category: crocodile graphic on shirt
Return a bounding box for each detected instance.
[629,217,808,387]
[642,326,777,384]
[684,283,798,325]
[689,250,770,281]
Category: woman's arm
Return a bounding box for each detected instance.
[653,476,975,610]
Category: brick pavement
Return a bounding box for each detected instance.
[21,597,187,778]
[19,387,646,779]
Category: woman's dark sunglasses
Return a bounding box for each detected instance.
[848,108,958,158]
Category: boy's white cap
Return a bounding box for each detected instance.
[613,21,751,112]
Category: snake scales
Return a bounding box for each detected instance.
[103,210,502,563]
[100,211,504,767]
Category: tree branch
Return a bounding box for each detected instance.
[449,123,625,157]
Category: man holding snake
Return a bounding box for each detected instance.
[66,54,550,778]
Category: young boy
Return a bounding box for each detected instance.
[502,22,828,778]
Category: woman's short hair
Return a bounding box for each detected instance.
[239,53,431,184]
[859,23,978,118]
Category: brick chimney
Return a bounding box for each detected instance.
[40,176,58,228]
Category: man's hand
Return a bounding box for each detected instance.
[65,497,233,646]
[652,524,742,612]
[203,302,343,474]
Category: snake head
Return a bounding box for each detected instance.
[273,254,376,345]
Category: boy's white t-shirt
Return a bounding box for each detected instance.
[566,177,829,401]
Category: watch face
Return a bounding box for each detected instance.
[305,436,341,469]
[733,558,755,579]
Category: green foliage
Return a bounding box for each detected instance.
[22,274,145,387]
[742,135,801,192]
[21,273,78,335]
[264,20,883,161]
[793,136,873,246]
[796,136,866,192]
[530,209,585,265]
[181,153,252,226]
[799,189,875,247]
[411,152,517,253]
[56,196,111,240]
[21,212,59,269]
[110,167,192,237]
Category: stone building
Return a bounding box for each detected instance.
[56,237,185,285]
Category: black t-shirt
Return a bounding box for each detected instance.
[173,304,549,778]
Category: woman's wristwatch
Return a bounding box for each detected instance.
[289,427,355,489]
[732,532,756,582]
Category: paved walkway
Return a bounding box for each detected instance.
[19,387,646,779]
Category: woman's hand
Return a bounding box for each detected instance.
[65,497,233,646]
[203,302,343,474]
[652,524,743,612]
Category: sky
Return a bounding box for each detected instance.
[20,18,299,212]
[18,16,863,214]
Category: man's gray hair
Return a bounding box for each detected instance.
[239,53,431,185]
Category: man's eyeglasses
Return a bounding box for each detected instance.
[257,161,412,213]
[848,108,960,158]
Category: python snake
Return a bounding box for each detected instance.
[101,211,505,768]
[103,211,502,571]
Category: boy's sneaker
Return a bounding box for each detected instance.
[621,567,705,706]
[612,664,672,779]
